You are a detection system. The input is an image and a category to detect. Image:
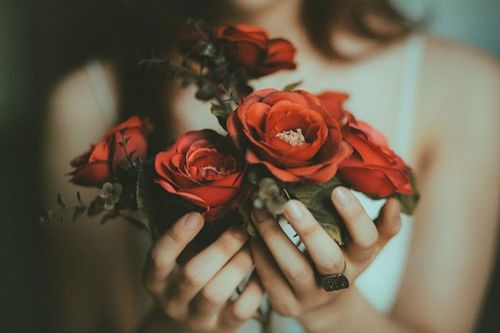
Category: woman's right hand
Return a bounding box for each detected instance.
[141,212,264,332]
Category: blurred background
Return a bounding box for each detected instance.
[1,0,498,331]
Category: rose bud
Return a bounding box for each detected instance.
[214,24,296,77]
[227,88,353,184]
[155,129,247,221]
[69,116,153,186]
[318,91,413,198]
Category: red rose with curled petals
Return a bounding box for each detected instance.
[318,91,413,198]
[227,89,353,184]
[70,116,153,186]
[214,24,296,77]
[155,130,247,221]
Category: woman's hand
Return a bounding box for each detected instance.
[250,186,402,321]
[141,212,264,332]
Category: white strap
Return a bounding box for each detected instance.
[394,35,424,162]
[86,59,117,126]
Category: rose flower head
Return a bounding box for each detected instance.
[69,116,153,186]
[214,24,296,78]
[318,91,413,198]
[155,130,247,221]
[227,89,353,184]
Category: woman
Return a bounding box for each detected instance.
[42,0,500,332]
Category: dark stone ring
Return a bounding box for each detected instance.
[318,260,349,292]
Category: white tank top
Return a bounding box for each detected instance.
[85,34,424,332]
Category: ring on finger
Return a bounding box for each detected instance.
[317,259,349,292]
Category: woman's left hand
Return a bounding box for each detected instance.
[250,186,402,321]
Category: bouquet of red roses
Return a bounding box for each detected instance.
[42,19,418,263]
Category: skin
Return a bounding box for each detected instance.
[42,0,500,332]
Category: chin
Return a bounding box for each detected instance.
[232,0,284,14]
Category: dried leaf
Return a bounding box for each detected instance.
[239,202,257,237]
[87,199,103,216]
[394,170,420,215]
[72,206,86,221]
[56,193,66,208]
[284,177,348,245]
[76,191,82,204]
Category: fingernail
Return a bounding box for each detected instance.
[284,200,303,220]
[332,187,350,206]
[230,227,247,240]
[184,212,201,229]
[251,209,269,223]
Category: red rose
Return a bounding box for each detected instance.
[227,89,352,183]
[318,91,413,197]
[214,24,296,77]
[70,116,153,186]
[155,130,247,221]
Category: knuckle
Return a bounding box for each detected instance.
[385,217,402,238]
[180,265,203,289]
[349,203,367,221]
[259,223,282,242]
[229,303,252,322]
[167,226,184,243]
[232,252,253,273]
[274,300,301,317]
[287,266,312,284]
[300,222,320,239]
[150,248,170,271]
[162,300,183,320]
[198,288,224,308]
[217,233,240,255]
[319,255,345,274]
[356,233,378,251]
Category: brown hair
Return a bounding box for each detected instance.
[116,0,416,143]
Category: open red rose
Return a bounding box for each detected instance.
[318,91,413,197]
[70,116,153,186]
[227,89,352,183]
[155,130,247,221]
[214,24,296,77]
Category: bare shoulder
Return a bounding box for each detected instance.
[421,35,500,114]
[47,62,118,144]
[43,62,118,195]
[417,36,499,149]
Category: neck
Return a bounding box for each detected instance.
[233,0,321,63]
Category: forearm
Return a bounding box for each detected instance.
[298,288,419,333]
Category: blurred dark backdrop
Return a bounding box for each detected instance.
[0,0,498,332]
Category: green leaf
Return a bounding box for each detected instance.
[284,177,348,245]
[283,80,303,92]
[394,170,420,215]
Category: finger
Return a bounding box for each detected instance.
[250,239,301,317]
[220,275,264,330]
[374,198,401,251]
[283,200,346,275]
[165,227,248,310]
[251,209,316,294]
[331,187,379,262]
[143,212,204,298]
[188,246,254,327]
